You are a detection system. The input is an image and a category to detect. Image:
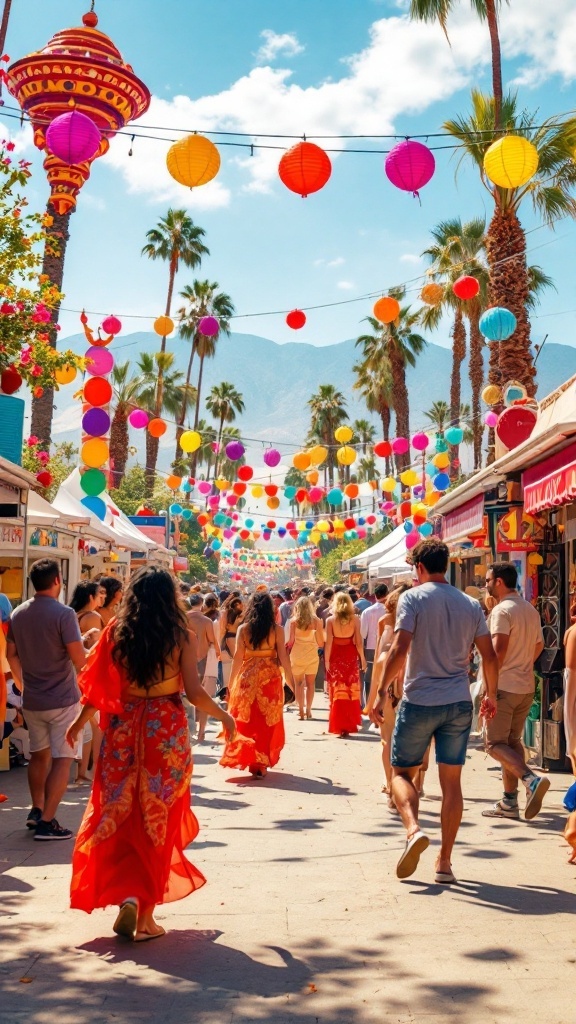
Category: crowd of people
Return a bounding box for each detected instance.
[1,537,575,942]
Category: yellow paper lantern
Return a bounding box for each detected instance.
[333,518,345,532]
[310,530,321,544]
[373,296,400,324]
[425,490,441,506]
[481,384,502,406]
[433,452,451,470]
[420,283,444,306]
[383,476,397,492]
[483,135,539,190]
[154,315,174,337]
[334,425,353,444]
[337,445,356,466]
[81,437,109,469]
[400,469,418,487]
[166,134,221,188]
[317,519,329,532]
[179,429,202,453]
[296,520,305,531]
[251,484,264,498]
[293,451,311,471]
[309,444,328,465]
[55,363,77,385]
[214,478,229,491]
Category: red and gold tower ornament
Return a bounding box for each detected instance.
[6,7,150,214]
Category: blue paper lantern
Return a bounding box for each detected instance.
[284,486,296,500]
[433,472,450,491]
[403,520,413,534]
[169,503,183,516]
[245,518,254,528]
[305,520,314,530]
[418,522,433,536]
[479,306,517,342]
[211,538,222,551]
[327,488,343,505]
[445,426,464,445]
[182,508,192,520]
[81,495,107,521]
[425,462,437,477]
[298,531,309,543]
[357,517,365,526]
[278,527,287,538]
[181,480,192,493]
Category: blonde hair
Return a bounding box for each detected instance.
[331,592,354,623]
[292,596,314,630]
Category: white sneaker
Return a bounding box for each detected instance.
[396,830,430,879]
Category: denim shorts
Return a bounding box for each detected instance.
[391,699,473,768]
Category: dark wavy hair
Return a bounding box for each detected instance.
[97,575,123,608]
[243,592,276,650]
[112,567,188,689]
[69,580,99,613]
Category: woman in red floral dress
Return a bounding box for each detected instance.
[325,592,366,737]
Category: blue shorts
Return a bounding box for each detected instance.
[391,699,473,768]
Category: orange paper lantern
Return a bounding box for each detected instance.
[293,451,311,471]
[373,296,400,324]
[278,141,332,198]
[148,418,167,438]
[166,475,182,490]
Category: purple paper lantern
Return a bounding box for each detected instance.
[46,110,101,165]
[82,407,110,437]
[263,447,281,468]
[385,140,435,196]
[225,441,245,461]
[86,346,114,376]
[198,316,219,337]
[128,409,149,429]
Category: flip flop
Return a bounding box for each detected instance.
[435,870,457,885]
[134,928,166,942]
[113,899,138,940]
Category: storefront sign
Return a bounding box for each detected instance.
[128,515,166,547]
[441,495,485,543]
[496,508,543,552]
[30,528,59,548]
[0,525,23,547]
[173,556,189,572]
[523,441,576,515]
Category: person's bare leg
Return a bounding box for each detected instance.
[91,720,103,766]
[391,766,421,838]
[381,702,395,795]
[294,677,305,718]
[487,741,528,790]
[28,748,50,810]
[41,757,74,822]
[136,903,165,940]
[305,674,315,716]
[78,738,92,780]
[436,763,464,875]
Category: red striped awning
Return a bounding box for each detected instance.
[523,441,576,515]
[441,494,485,543]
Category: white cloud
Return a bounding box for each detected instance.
[337,280,355,291]
[313,256,345,268]
[400,253,422,265]
[255,30,304,65]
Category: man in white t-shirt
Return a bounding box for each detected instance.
[360,584,388,705]
[482,562,547,821]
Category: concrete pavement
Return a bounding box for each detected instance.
[1,699,575,1024]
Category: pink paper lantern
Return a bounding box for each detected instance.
[46,111,101,165]
[263,448,282,468]
[198,481,212,495]
[198,316,219,337]
[357,528,367,539]
[485,411,499,427]
[411,432,430,451]
[385,140,435,196]
[391,437,409,455]
[308,486,324,503]
[223,529,234,539]
[128,409,149,429]
[101,315,122,335]
[85,346,114,376]
[406,530,420,550]
[226,494,237,506]
[381,501,396,514]
[208,495,220,508]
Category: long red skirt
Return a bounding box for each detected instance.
[70,694,205,912]
[328,637,362,735]
[220,655,284,771]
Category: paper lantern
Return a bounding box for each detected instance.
[81,495,106,520]
[483,135,539,190]
[263,448,282,468]
[232,482,247,497]
[84,376,112,407]
[179,430,202,454]
[55,363,77,385]
[267,496,280,510]
[406,530,420,550]
[306,469,319,485]
[327,488,343,505]
[479,307,517,341]
[45,110,101,164]
[385,140,435,195]
[445,426,464,445]
[345,483,359,499]
[334,425,353,444]
[411,432,429,452]
[85,346,114,376]
[433,452,451,469]
[452,276,480,301]
[148,418,167,438]
[400,469,418,486]
[286,309,306,330]
[198,315,219,337]
[81,437,109,468]
[169,503,183,516]
[374,440,392,459]
[264,484,279,497]
[391,437,409,455]
[101,315,122,336]
[214,478,229,491]
[308,486,324,503]
[80,468,107,496]
[251,484,264,498]
[485,410,499,427]
[225,440,245,461]
[433,472,450,491]
[293,451,311,471]
[237,465,254,482]
[278,141,332,198]
[166,134,220,188]
[317,519,329,532]
[82,408,110,437]
[0,366,22,395]
[309,444,328,465]
[129,409,149,429]
[495,406,537,450]
[382,476,397,492]
[419,522,434,537]
[296,488,308,503]
[421,282,444,306]
[167,474,183,490]
[481,384,502,406]
[373,296,400,324]
[154,316,174,337]
[504,382,527,406]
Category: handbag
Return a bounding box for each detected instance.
[283,683,295,706]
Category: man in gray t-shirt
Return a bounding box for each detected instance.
[7,558,86,841]
[371,538,498,885]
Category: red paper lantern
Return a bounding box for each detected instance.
[232,482,247,496]
[278,141,332,198]
[344,517,355,530]
[286,309,306,330]
[495,407,537,450]
[237,465,253,482]
[1,366,23,394]
[101,315,122,335]
[264,484,278,497]
[36,470,53,487]
[373,440,393,458]
[453,276,480,301]
[295,488,308,503]
[83,376,113,407]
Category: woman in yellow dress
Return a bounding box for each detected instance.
[287,596,324,720]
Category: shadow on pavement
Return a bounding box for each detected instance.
[408,877,576,915]
[224,772,356,796]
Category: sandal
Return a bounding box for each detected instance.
[113,899,138,940]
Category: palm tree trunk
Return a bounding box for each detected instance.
[109,409,129,489]
[380,403,391,476]
[468,304,484,471]
[389,351,410,472]
[0,0,13,54]
[160,258,176,355]
[486,206,535,396]
[145,431,159,497]
[30,207,73,446]
[174,342,196,462]
[449,309,466,480]
[214,414,225,479]
[190,354,207,477]
[486,0,503,129]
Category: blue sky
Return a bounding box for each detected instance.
[3,0,576,362]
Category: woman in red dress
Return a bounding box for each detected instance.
[325,593,366,737]
[65,567,235,942]
[220,592,295,779]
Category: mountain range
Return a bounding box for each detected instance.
[53,330,575,472]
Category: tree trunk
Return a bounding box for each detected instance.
[486,0,503,129]
[449,309,466,480]
[190,354,206,477]
[0,0,13,55]
[159,259,176,355]
[109,409,129,489]
[468,304,484,470]
[30,206,73,446]
[380,402,391,476]
[145,431,159,497]
[486,206,535,395]
[214,415,225,479]
[174,341,196,462]
[389,351,409,472]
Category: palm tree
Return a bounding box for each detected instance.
[206,382,245,477]
[352,419,376,454]
[175,280,235,461]
[142,210,209,481]
[109,360,152,488]
[136,352,196,494]
[307,385,348,488]
[356,289,426,471]
[409,0,506,127]
[352,358,394,475]
[444,92,576,405]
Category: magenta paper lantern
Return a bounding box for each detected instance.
[263,448,282,468]
[226,494,237,506]
[86,346,114,376]
[308,486,324,503]
[485,410,499,427]
[198,316,219,337]
[225,441,245,461]
[385,140,435,196]
[391,436,409,455]
[411,431,430,451]
[208,495,220,507]
[46,110,101,165]
[406,530,420,550]
[82,408,110,437]
[101,315,122,335]
[128,409,149,429]
[198,481,212,495]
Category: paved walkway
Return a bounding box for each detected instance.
[1,702,575,1024]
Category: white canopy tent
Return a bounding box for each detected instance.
[341,524,406,571]
[53,470,157,553]
[368,531,412,580]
